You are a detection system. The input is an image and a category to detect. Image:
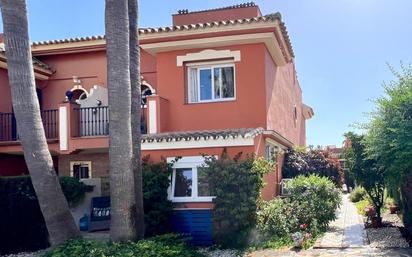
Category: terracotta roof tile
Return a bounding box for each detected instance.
[0,49,54,73]
[141,128,263,143]
[31,13,294,58]
[176,2,257,15]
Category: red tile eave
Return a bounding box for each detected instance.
[32,44,106,57]
[0,53,53,76]
[31,27,276,56]
[139,27,276,44]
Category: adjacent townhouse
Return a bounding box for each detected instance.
[0,2,313,243]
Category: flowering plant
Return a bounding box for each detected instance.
[299,223,308,230]
[292,232,304,247]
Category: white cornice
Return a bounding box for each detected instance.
[177,49,241,66]
[142,32,286,66]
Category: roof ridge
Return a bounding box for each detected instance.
[176,2,257,15]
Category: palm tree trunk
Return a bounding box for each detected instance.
[0,0,80,246]
[105,0,137,241]
[128,0,145,239]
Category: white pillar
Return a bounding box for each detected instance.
[59,106,68,151]
[148,100,157,134]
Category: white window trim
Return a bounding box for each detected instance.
[70,161,92,179]
[188,62,236,104]
[167,156,216,203]
[177,49,241,67]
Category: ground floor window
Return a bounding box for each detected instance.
[70,161,92,179]
[168,156,214,202]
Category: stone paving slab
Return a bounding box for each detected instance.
[314,194,365,248]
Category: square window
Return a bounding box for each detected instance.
[70,161,91,179]
[188,64,235,103]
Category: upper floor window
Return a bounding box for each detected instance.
[187,63,235,103]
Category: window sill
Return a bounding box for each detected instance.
[169,196,215,203]
[187,98,236,105]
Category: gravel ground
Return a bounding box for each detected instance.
[198,248,243,257]
[366,211,410,248]
[0,251,42,257]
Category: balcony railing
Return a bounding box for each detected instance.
[74,106,109,137]
[0,109,58,142]
[73,106,147,137]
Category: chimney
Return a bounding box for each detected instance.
[173,2,262,26]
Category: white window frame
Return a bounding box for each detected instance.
[167,156,216,203]
[187,62,236,104]
[70,161,92,179]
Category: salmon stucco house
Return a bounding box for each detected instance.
[0,2,313,243]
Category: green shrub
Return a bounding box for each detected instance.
[257,198,296,238]
[142,156,174,237]
[41,234,204,257]
[200,150,274,248]
[349,187,367,203]
[355,199,370,216]
[59,177,94,207]
[256,175,340,249]
[288,175,342,229]
[0,176,93,255]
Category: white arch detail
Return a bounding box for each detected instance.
[140,75,156,94]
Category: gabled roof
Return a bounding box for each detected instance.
[31,13,294,58]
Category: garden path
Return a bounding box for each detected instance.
[314,194,365,248]
[247,194,412,256]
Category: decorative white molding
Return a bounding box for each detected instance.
[148,100,157,134]
[59,106,68,151]
[140,75,156,94]
[177,49,241,67]
[141,137,254,150]
[142,33,286,66]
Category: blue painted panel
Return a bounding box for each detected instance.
[171,209,213,246]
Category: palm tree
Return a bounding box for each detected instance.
[0,0,79,246]
[105,0,137,241]
[128,0,145,239]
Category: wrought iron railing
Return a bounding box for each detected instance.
[74,106,147,137]
[0,109,58,142]
[74,106,109,137]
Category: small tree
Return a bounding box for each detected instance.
[200,150,274,248]
[344,132,385,222]
[283,148,343,185]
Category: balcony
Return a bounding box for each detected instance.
[72,106,148,137]
[0,95,166,153]
[0,109,58,142]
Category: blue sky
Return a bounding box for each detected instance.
[2,0,411,147]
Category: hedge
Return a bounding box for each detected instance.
[0,176,92,255]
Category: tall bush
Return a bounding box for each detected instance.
[283,149,343,185]
[258,175,341,239]
[288,175,341,229]
[0,176,92,255]
[363,65,412,233]
[142,156,174,237]
[200,150,274,248]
